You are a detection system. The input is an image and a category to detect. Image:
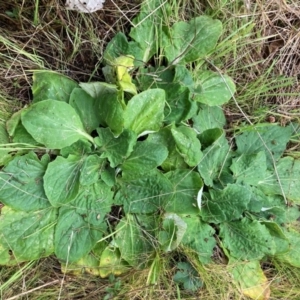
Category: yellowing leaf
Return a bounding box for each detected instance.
[99,246,129,278]
[230,260,270,300]
[61,252,100,276]
[115,55,137,95]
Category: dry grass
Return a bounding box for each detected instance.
[1,0,300,299]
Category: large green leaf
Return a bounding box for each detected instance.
[69,88,101,133]
[181,215,216,264]
[162,16,222,65]
[32,71,78,103]
[115,170,173,214]
[230,152,268,186]
[198,134,232,188]
[43,155,84,207]
[21,100,93,149]
[54,207,105,263]
[235,124,292,168]
[95,127,137,167]
[0,152,50,211]
[0,207,56,265]
[79,154,105,186]
[79,82,125,136]
[70,181,114,225]
[122,141,168,175]
[193,71,236,106]
[164,170,203,214]
[219,218,275,260]
[276,229,300,268]
[201,184,251,223]
[192,105,226,134]
[115,214,154,267]
[124,89,165,135]
[260,156,300,203]
[171,126,202,167]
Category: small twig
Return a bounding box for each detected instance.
[5,280,60,300]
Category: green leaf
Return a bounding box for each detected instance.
[0,150,11,167]
[80,82,125,136]
[80,154,105,186]
[12,123,39,145]
[54,207,105,263]
[257,156,300,203]
[70,181,114,225]
[164,170,203,214]
[115,170,173,214]
[192,105,226,134]
[21,100,93,149]
[60,139,92,158]
[268,156,300,203]
[162,16,222,65]
[69,88,101,133]
[0,122,12,166]
[158,213,187,252]
[181,215,216,264]
[171,126,202,167]
[148,126,187,171]
[129,0,170,63]
[0,152,50,211]
[197,134,232,187]
[253,193,300,225]
[103,32,130,64]
[0,207,56,265]
[219,218,276,260]
[262,221,289,255]
[95,128,137,167]
[201,184,251,223]
[32,71,78,103]
[276,229,300,268]
[198,128,224,149]
[43,155,84,207]
[122,141,168,175]
[124,89,165,135]
[235,124,292,168]
[101,166,116,187]
[230,152,268,186]
[173,65,194,88]
[6,108,23,137]
[193,71,236,105]
[138,67,197,124]
[173,262,203,292]
[165,85,197,124]
[114,214,154,267]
